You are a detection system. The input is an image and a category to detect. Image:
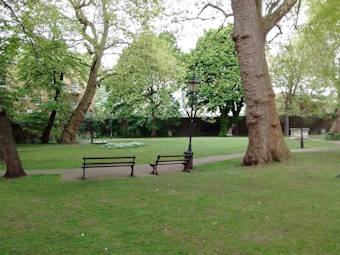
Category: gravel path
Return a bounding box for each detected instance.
[1,145,340,181]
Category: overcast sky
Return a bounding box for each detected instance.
[102,0,306,67]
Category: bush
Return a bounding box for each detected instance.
[325,132,340,140]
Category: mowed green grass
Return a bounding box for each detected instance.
[0,137,337,170]
[1,151,340,254]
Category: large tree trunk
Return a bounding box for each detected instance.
[41,74,63,143]
[57,55,102,144]
[0,104,26,178]
[231,0,291,165]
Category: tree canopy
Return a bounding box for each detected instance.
[104,31,185,137]
[189,26,243,136]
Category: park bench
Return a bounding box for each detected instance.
[150,154,189,175]
[82,156,136,179]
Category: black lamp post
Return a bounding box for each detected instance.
[90,108,94,144]
[299,94,304,148]
[184,75,199,171]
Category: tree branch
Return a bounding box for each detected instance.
[66,54,92,68]
[1,0,38,57]
[266,0,281,15]
[178,3,233,22]
[69,0,98,46]
[255,0,262,17]
[263,0,298,35]
[267,24,283,44]
[197,3,233,19]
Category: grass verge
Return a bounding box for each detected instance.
[0,137,337,170]
[1,151,340,254]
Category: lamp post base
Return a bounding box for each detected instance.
[184,151,193,171]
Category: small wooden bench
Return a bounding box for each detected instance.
[82,156,136,179]
[150,154,189,175]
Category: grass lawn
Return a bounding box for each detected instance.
[1,151,340,254]
[0,137,337,170]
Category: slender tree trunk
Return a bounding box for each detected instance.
[57,54,102,144]
[150,118,157,137]
[284,114,290,136]
[231,0,290,165]
[41,74,63,143]
[219,108,229,136]
[0,103,26,178]
[330,86,340,133]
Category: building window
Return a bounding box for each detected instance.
[72,99,78,110]
[0,74,6,88]
[72,82,78,92]
[32,94,42,106]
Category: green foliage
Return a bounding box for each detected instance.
[105,31,185,136]
[325,132,340,141]
[78,112,103,138]
[188,26,243,134]
[270,36,336,118]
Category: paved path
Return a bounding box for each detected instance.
[2,145,339,181]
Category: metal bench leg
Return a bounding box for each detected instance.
[183,163,190,172]
[82,167,86,179]
[151,165,158,175]
[130,166,134,177]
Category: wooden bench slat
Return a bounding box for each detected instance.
[82,156,136,179]
[83,156,135,160]
[156,155,185,158]
[84,164,133,168]
[157,160,186,162]
[84,162,134,165]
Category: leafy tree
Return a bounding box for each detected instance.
[57,0,162,144]
[105,31,185,137]
[17,37,88,143]
[189,26,243,136]
[0,15,26,177]
[301,0,340,132]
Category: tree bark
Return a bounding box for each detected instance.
[0,103,26,178]
[150,118,157,137]
[219,108,230,136]
[57,54,102,144]
[231,0,291,165]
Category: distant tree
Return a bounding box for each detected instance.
[189,26,243,136]
[105,31,185,137]
[17,37,88,143]
[301,0,339,132]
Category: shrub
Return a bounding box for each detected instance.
[325,132,340,140]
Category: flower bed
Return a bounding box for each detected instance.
[101,142,146,149]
